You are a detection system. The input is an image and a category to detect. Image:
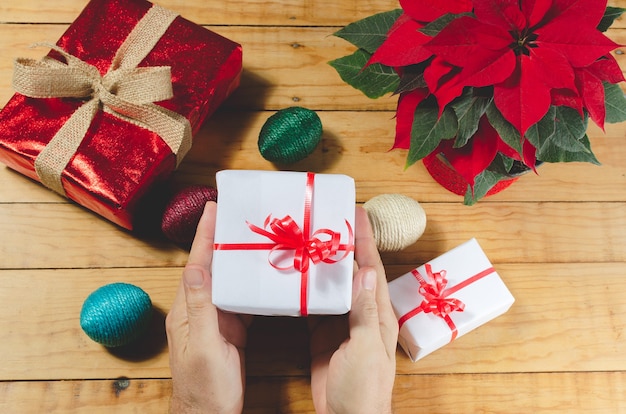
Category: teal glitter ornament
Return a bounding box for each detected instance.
[258,106,323,163]
[80,283,153,348]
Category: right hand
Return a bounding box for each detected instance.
[309,206,398,414]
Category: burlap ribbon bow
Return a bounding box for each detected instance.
[11,4,191,196]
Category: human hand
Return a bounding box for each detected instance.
[308,206,398,414]
[166,201,252,414]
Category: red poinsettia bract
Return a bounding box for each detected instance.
[438,116,521,186]
[374,0,623,189]
[400,0,473,22]
[427,0,620,137]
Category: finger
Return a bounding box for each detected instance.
[167,201,221,350]
[165,277,187,350]
[310,356,330,414]
[182,265,221,349]
[187,201,218,269]
[377,279,400,358]
[355,206,386,291]
[354,207,399,355]
[185,201,222,348]
[348,266,381,342]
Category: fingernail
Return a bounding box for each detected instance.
[362,268,377,291]
[183,268,204,288]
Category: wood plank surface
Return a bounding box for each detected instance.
[2,112,626,204]
[0,25,392,111]
[2,200,625,270]
[1,0,626,412]
[2,0,626,29]
[2,25,626,112]
[1,263,624,381]
[2,372,625,414]
[0,0,401,26]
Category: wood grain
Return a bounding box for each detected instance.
[2,0,626,27]
[1,201,625,270]
[2,25,626,112]
[0,25,389,111]
[1,372,625,413]
[1,263,624,381]
[2,113,626,204]
[0,0,401,26]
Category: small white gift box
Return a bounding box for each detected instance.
[212,170,355,316]
[388,238,514,361]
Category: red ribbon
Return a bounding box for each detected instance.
[214,172,354,316]
[397,264,496,342]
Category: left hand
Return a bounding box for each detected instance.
[166,201,252,414]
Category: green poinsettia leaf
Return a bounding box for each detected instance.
[395,72,426,95]
[463,169,507,205]
[525,106,557,152]
[451,89,492,147]
[550,106,590,153]
[329,49,400,99]
[597,6,626,32]
[536,134,600,165]
[485,101,523,155]
[333,9,402,54]
[406,101,458,167]
[394,64,428,95]
[528,106,593,162]
[604,81,626,123]
[488,153,515,175]
[503,155,515,173]
[420,13,471,37]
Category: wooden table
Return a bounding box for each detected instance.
[1,0,625,412]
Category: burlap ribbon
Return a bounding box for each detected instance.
[12,4,192,196]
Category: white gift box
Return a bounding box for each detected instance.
[388,238,514,361]
[212,170,355,316]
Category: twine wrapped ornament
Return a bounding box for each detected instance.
[80,283,153,348]
[363,194,426,252]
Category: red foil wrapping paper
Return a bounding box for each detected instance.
[0,0,242,229]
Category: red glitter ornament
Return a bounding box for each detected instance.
[161,185,218,245]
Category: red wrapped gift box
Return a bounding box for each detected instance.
[0,0,242,229]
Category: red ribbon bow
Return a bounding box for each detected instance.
[398,264,496,342]
[247,214,351,273]
[214,172,354,316]
[416,265,465,319]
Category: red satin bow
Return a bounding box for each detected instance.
[416,265,465,318]
[247,214,352,273]
[397,263,496,342]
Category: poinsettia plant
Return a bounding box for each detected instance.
[330,0,626,204]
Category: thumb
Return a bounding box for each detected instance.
[182,266,219,345]
[349,267,381,339]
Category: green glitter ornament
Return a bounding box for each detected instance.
[258,106,322,163]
